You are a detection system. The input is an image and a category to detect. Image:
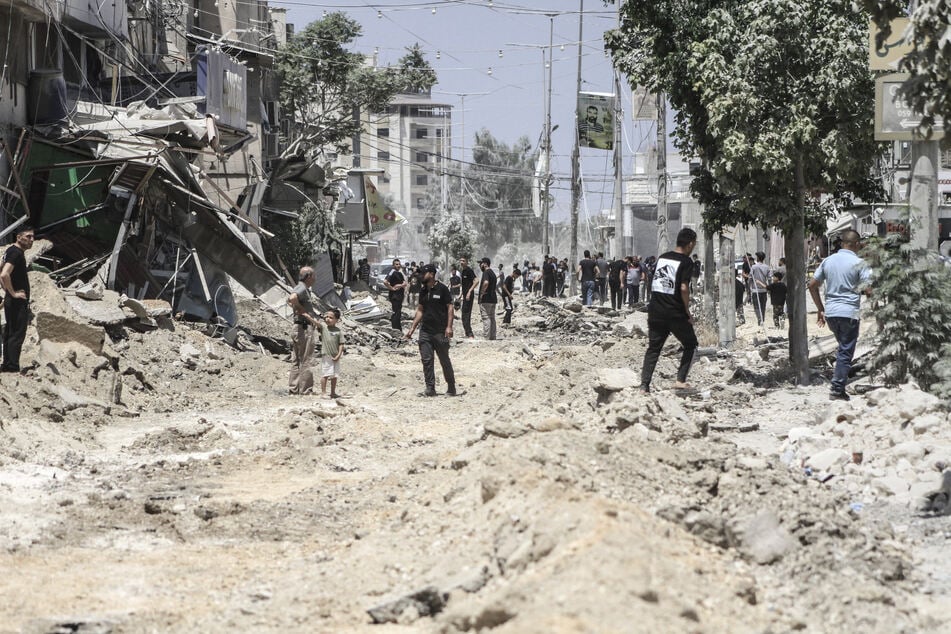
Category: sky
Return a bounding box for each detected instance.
[278,0,662,223]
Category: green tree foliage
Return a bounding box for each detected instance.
[862,0,951,143]
[606,0,881,384]
[464,130,540,254]
[276,14,437,156]
[863,227,951,394]
[267,202,347,275]
[428,212,476,264]
[417,129,540,257]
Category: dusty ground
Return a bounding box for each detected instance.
[0,284,949,633]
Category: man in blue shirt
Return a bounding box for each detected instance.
[808,230,872,401]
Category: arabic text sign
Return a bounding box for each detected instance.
[869,18,912,71]
[874,73,945,141]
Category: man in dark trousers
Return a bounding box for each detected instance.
[501,268,520,325]
[459,257,477,338]
[405,264,459,397]
[808,229,871,401]
[639,227,699,393]
[477,257,498,340]
[1,225,35,372]
[608,257,626,310]
[384,258,407,331]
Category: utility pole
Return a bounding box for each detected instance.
[543,16,554,256]
[508,14,559,256]
[434,91,488,224]
[612,71,623,259]
[569,0,584,297]
[655,92,669,256]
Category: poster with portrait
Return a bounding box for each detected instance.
[577,92,615,151]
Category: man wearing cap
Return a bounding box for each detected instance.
[477,257,498,340]
[405,264,459,397]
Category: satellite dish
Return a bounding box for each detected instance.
[940,241,951,257]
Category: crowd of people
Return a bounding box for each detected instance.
[291,228,869,404]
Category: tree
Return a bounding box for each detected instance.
[607,0,881,384]
[428,212,476,265]
[276,14,437,157]
[417,129,540,258]
[863,219,951,393]
[863,0,951,142]
[267,202,346,275]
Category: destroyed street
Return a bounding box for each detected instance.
[0,285,949,633]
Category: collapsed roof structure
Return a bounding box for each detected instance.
[0,0,376,326]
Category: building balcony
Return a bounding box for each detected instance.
[62,0,127,37]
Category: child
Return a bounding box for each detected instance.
[317,308,345,398]
[767,272,787,328]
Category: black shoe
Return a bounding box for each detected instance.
[419,389,438,397]
[829,391,850,402]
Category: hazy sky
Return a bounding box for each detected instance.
[280,0,661,222]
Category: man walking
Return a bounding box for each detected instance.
[405,264,459,397]
[608,257,626,310]
[0,225,34,372]
[640,228,699,393]
[577,250,598,306]
[750,251,770,326]
[459,257,477,338]
[808,229,871,401]
[477,257,498,340]
[287,266,319,394]
[501,268,519,325]
[384,258,407,331]
[595,251,608,305]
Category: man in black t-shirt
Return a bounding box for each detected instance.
[384,259,407,330]
[0,225,34,372]
[576,249,598,306]
[478,257,498,340]
[501,268,520,325]
[639,227,699,393]
[405,264,459,397]
[459,257,477,338]
[608,258,626,310]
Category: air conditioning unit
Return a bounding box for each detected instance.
[263,132,279,158]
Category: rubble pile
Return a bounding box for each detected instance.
[779,384,951,511]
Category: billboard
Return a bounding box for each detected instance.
[577,92,615,151]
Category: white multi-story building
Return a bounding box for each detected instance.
[354,89,452,255]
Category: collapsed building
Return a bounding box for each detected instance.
[0,0,379,327]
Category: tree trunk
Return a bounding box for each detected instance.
[702,230,716,325]
[787,155,810,385]
[718,232,735,348]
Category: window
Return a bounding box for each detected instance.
[416,197,425,208]
[377,151,390,161]
[415,127,428,139]
[377,127,389,137]
[416,175,428,186]
[436,129,443,138]
[415,151,428,163]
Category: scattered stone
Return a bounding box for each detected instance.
[366,586,446,624]
[729,510,797,565]
[805,448,850,472]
